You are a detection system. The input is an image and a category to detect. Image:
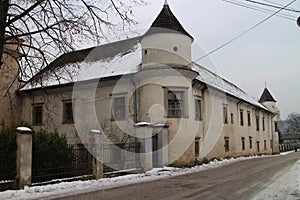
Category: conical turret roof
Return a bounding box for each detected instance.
[259,87,276,103]
[148,2,194,41]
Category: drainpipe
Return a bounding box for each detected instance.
[130,78,138,123]
[271,113,275,154]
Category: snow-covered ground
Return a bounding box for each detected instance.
[0,152,297,200]
[252,152,300,200]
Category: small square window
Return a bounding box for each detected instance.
[63,102,74,124]
[32,104,43,125]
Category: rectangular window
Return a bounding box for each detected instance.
[113,96,126,120]
[231,113,234,124]
[249,136,253,149]
[262,117,265,131]
[195,98,202,120]
[264,140,267,150]
[274,122,278,132]
[63,101,74,124]
[224,137,229,152]
[168,91,184,117]
[223,106,228,124]
[240,109,244,126]
[242,137,245,151]
[247,111,251,126]
[195,140,200,155]
[256,116,260,131]
[257,141,260,152]
[32,104,43,125]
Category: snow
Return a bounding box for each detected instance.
[16,127,32,132]
[252,156,300,200]
[192,63,267,110]
[135,122,152,126]
[20,38,267,112]
[1,154,294,200]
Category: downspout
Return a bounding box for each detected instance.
[271,113,275,154]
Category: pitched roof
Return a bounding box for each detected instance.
[259,88,276,103]
[149,3,193,41]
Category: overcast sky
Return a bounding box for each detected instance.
[131,0,300,119]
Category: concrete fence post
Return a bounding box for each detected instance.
[89,130,103,179]
[15,127,33,189]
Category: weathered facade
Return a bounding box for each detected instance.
[4,2,281,167]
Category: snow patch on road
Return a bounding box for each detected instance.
[252,159,300,200]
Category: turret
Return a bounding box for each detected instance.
[259,87,278,115]
[141,0,193,68]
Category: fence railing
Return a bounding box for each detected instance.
[32,144,93,183]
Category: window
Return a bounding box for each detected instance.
[63,101,74,124]
[195,140,200,155]
[257,141,260,152]
[249,136,253,149]
[231,113,234,124]
[113,96,126,120]
[247,111,251,126]
[264,140,267,150]
[223,106,228,124]
[224,137,230,152]
[242,137,245,151]
[168,91,184,117]
[274,122,278,132]
[32,104,43,125]
[240,109,244,126]
[262,117,265,131]
[256,116,260,131]
[195,98,202,120]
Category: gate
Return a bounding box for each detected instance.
[103,142,141,173]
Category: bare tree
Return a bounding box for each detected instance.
[0,0,144,80]
[285,112,300,131]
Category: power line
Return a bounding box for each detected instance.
[193,0,296,62]
[223,0,296,20]
[245,0,300,13]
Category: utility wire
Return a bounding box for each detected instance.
[246,0,300,13]
[193,0,296,62]
[223,0,296,20]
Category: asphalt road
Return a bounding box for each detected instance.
[56,152,300,200]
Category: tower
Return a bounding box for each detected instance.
[259,86,280,153]
[141,1,194,68]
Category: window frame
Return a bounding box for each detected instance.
[62,101,74,124]
[166,88,187,118]
[112,96,126,121]
[195,97,202,121]
[247,111,251,126]
[223,106,228,124]
[32,104,43,126]
[240,109,244,126]
[224,137,230,152]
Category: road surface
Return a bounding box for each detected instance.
[56,152,300,200]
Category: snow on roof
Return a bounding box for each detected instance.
[20,37,267,111]
[21,42,141,90]
[192,63,267,110]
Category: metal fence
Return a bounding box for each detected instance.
[32,144,93,183]
[103,142,141,173]
[0,166,15,182]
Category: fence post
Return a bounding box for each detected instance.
[135,123,153,172]
[89,130,103,179]
[15,127,33,189]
